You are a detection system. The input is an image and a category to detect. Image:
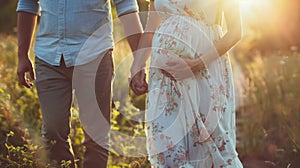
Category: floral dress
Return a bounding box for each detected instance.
[145,0,243,167]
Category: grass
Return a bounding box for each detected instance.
[236,50,300,167]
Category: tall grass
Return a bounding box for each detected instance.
[237,51,300,167]
[1,33,300,167]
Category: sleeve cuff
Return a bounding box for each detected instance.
[16,0,40,15]
[115,0,139,16]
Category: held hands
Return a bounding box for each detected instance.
[17,55,35,88]
[129,59,148,96]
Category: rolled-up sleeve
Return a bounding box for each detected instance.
[16,0,39,15]
[113,0,139,16]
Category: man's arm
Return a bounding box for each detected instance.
[16,0,39,88]
[130,1,162,73]
[113,0,145,94]
[118,12,143,53]
[17,12,37,88]
[128,1,162,95]
[118,12,146,95]
[113,0,143,52]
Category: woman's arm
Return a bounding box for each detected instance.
[202,0,242,63]
[164,0,242,80]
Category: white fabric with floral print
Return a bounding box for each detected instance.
[145,0,243,167]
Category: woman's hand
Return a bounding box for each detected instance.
[162,56,206,81]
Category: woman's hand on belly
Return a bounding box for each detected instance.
[162,56,205,81]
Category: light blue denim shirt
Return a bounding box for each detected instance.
[17,0,138,67]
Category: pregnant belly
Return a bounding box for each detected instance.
[152,15,215,62]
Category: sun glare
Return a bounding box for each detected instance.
[240,0,270,16]
[239,0,274,27]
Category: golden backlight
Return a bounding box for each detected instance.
[238,0,300,50]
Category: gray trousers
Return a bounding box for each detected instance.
[35,50,114,168]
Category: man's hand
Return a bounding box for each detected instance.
[17,12,38,88]
[17,55,35,88]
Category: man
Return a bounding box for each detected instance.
[16,0,144,167]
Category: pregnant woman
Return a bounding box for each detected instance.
[130,0,243,167]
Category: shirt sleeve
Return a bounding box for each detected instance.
[16,0,40,15]
[113,0,139,16]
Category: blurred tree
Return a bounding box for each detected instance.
[0,0,18,33]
